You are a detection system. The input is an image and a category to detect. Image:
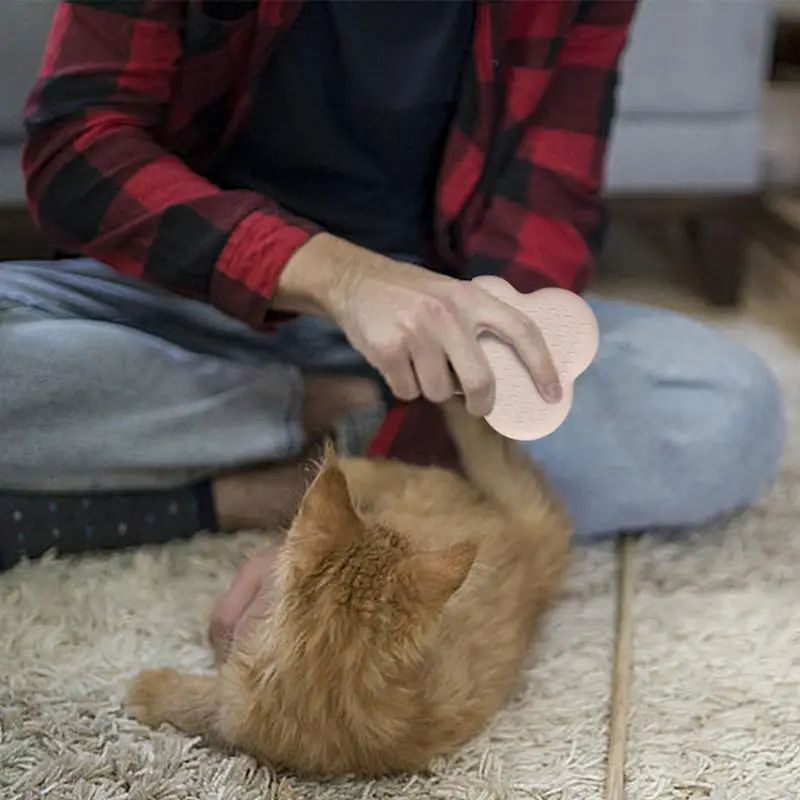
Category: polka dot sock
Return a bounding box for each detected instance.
[0,482,218,570]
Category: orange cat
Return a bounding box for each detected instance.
[124,398,572,776]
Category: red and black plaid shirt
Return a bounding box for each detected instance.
[22,0,636,467]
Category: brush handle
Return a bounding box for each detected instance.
[472,277,599,441]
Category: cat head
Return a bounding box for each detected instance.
[280,443,477,641]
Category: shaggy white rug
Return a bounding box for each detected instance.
[624,320,800,800]
[0,504,616,800]
[1,318,797,800]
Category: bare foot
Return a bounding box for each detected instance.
[211,373,382,532]
[302,373,381,439]
[212,460,312,532]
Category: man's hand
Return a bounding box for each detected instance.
[208,546,280,666]
[274,234,561,418]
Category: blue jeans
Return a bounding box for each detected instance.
[0,258,785,538]
[527,300,784,537]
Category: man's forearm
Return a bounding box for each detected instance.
[22,0,321,330]
[272,233,349,316]
[272,232,410,318]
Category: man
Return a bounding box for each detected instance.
[0,0,784,603]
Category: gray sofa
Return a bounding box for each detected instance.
[0,0,777,302]
[606,0,775,305]
[608,0,772,193]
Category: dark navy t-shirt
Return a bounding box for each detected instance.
[210,0,475,259]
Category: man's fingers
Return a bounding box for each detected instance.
[449,348,496,417]
[409,341,455,404]
[434,322,496,417]
[373,350,420,403]
[486,301,561,403]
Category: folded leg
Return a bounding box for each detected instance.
[524,298,785,538]
[125,668,220,739]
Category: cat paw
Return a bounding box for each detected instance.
[124,667,179,728]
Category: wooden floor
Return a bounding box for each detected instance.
[595,196,800,344]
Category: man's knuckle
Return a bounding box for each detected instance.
[394,382,420,401]
[427,382,452,403]
[418,295,455,324]
[463,371,493,397]
[454,282,478,303]
[376,339,408,365]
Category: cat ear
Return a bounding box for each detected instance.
[320,437,338,468]
[293,447,362,548]
[404,541,478,608]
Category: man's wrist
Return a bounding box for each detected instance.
[271,233,337,315]
[272,232,390,316]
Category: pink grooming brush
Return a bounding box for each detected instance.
[472,276,599,441]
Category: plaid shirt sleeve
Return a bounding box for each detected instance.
[22,0,319,327]
[465,0,637,296]
[370,0,638,468]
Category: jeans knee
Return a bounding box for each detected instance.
[521,307,786,537]
[724,346,785,497]
[661,337,785,522]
